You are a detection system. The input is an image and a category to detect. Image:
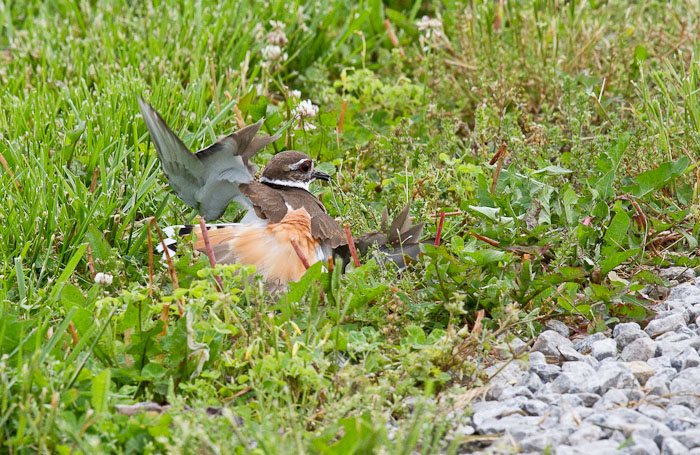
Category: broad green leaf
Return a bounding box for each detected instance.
[603,210,630,247]
[468,205,501,221]
[531,165,572,175]
[282,261,323,304]
[91,368,111,414]
[593,134,629,200]
[626,156,690,198]
[601,248,639,275]
[85,226,111,263]
[634,45,647,62]
[463,249,507,266]
[50,243,88,302]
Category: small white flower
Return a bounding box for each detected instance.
[269,20,285,30]
[302,122,317,131]
[94,272,113,286]
[416,15,442,32]
[416,15,444,42]
[252,23,265,40]
[261,44,282,61]
[295,99,319,119]
[267,29,288,46]
[266,20,288,47]
[290,89,301,99]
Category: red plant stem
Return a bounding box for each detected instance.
[344,224,361,267]
[434,211,446,246]
[469,230,500,247]
[198,217,224,292]
[290,239,311,269]
[337,99,347,134]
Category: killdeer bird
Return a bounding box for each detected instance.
[138,98,346,288]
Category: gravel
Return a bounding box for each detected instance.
[460,268,700,454]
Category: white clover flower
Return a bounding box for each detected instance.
[290,89,301,99]
[261,44,282,61]
[269,20,285,29]
[260,45,287,69]
[416,15,444,42]
[302,122,317,131]
[416,15,442,32]
[295,99,319,119]
[266,29,288,46]
[94,272,113,286]
[252,23,265,40]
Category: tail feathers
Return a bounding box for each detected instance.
[155,223,240,261]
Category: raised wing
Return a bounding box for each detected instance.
[138,98,280,220]
[138,98,205,209]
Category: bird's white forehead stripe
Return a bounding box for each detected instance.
[260,176,310,191]
[287,158,313,170]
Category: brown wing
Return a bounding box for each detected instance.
[239,182,287,223]
[239,183,346,247]
[280,188,346,248]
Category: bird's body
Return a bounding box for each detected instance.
[138,99,345,288]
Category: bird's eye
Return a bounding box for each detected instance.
[299,160,312,172]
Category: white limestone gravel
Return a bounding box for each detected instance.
[463,268,700,454]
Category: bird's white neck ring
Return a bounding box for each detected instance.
[260,176,310,191]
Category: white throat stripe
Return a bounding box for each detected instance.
[260,176,310,191]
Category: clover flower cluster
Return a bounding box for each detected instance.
[260,20,288,69]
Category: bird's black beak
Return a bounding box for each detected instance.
[312,169,331,182]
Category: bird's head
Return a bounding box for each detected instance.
[260,150,330,190]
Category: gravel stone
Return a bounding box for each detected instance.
[673,429,700,448]
[558,343,586,361]
[473,415,541,434]
[671,345,700,370]
[667,282,700,304]
[665,405,696,432]
[518,431,568,452]
[545,320,570,338]
[621,337,657,362]
[662,437,690,455]
[523,399,549,416]
[517,372,543,393]
[567,423,604,445]
[669,367,700,408]
[624,437,661,455]
[638,403,666,421]
[484,360,527,387]
[592,361,637,393]
[555,440,628,454]
[656,333,700,358]
[616,328,648,350]
[614,322,642,338]
[553,362,596,393]
[624,361,656,385]
[533,330,574,360]
[528,350,547,365]
[647,356,672,369]
[594,388,628,410]
[573,332,608,354]
[531,363,561,382]
[659,267,696,281]
[645,313,686,338]
[591,338,618,360]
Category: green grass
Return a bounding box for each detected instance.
[1,0,699,453]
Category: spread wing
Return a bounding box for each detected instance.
[354,203,426,268]
[138,98,279,220]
